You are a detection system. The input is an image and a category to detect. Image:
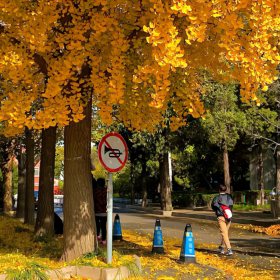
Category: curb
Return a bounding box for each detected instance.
[169,257,233,280]
[196,264,233,280]
[0,255,141,280]
[126,205,280,227]
[195,247,280,258]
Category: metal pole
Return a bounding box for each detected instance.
[107,172,113,264]
[168,152,172,191]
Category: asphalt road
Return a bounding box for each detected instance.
[55,203,280,255]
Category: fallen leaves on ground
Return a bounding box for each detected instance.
[0,214,279,279]
[234,224,280,236]
[122,230,279,280]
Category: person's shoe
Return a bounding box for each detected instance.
[219,246,225,254]
[226,248,233,256]
[97,236,101,240]
[102,241,107,245]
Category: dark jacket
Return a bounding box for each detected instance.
[211,193,233,217]
[93,186,107,214]
[92,174,107,214]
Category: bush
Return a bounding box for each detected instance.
[201,194,216,208]
[171,192,199,207]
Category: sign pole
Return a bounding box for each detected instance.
[107,172,113,264]
[98,132,128,264]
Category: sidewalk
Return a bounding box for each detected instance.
[126,204,280,227]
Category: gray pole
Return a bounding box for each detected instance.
[107,172,113,263]
[168,152,172,191]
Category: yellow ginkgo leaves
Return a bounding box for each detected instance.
[0,0,280,134]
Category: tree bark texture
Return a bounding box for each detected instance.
[3,155,13,212]
[16,145,26,219]
[62,100,96,262]
[223,146,231,194]
[276,150,280,217]
[130,160,135,205]
[35,126,56,236]
[24,128,35,225]
[141,154,147,207]
[259,151,265,206]
[159,153,172,211]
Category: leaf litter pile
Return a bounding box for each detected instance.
[234,224,280,236]
[121,230,280,280]
[0,214,280,279]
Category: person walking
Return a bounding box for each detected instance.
[211,184,234,256]
[93,177,107,245]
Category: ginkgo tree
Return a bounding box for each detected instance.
[1,0,280,261]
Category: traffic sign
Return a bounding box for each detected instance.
[97,132,128,264]
[98,132,128,173]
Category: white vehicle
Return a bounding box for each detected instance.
[13,194,63,208]
[54,195,64,207]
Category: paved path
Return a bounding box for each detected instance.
[55,204,280,278]
[113,204,280,255]
[55,204,280,255]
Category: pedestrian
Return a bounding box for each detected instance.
[211,184,233,256]
[92,177,107,245]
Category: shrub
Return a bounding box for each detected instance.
[201,194,216,208]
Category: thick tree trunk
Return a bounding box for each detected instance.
[130,160,135,205]
[24,128,35,225]
[61,100,96,262]
[35,126,56,236]
[223,146,231,194]
[259,151,265,206]
[159,153,172,211]
[276,149,280,217]
[3,155,13,212]
[16,145,26,219]
[141,154,147,207]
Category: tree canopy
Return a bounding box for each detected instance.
[0,0,280,135]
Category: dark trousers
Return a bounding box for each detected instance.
[96,215,107,241]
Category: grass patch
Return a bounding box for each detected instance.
[233,204,270,211]
[6,261,50,280]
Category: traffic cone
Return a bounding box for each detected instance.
[152,219,164,254]
[179,224,196,263]
[113,214,123,241]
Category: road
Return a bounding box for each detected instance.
[55,203,280,255]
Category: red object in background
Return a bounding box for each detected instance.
[54,189,63,195]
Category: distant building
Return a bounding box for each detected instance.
[34,161,60,191]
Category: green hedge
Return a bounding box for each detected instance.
[171,190,275,208]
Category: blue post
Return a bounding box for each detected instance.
[179,224,196,263]
[152,219,164,254]
[113,214,123,241]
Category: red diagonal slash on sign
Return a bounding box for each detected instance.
[104,139,123,165]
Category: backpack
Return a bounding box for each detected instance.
[221,205,232,221]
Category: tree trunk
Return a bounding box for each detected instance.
[35,126,56,236]
[24,128,35,225]
[223,146,231,193]
[3,155,13,212]
[130,160,135,205]
[16,145,26,219]
[61,100,96,262]
[259,151,265,206]
[141,154,147,207]
[276,149,280,217]
[159,153,172,211]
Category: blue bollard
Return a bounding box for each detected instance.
[179,224,196,263]
[113,214,123,241]
[152,219,164,254]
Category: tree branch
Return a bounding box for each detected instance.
[33,53,48,76]
[255,110,280,129]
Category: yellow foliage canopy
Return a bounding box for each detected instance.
[0,0,280,135]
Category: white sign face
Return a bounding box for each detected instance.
[98,132,128,173]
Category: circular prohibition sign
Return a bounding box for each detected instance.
[98,132,128,173]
